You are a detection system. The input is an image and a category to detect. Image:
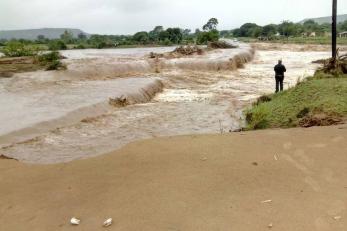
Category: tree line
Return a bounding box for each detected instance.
[227,20,347,38]
[1,18,347,53]
[0,18,220,51]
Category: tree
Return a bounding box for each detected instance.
[166,28,183,44]
[278,21,297,37]
[203,18,219,31]
[36,35,47,44]
[197,30,219,44]
[232,28,242,37]
[149,26,164,42]
[238,23,262,37]
[133,31,149,44]
[60,30,74,43]
[303,20,317,27]
[48,40,67,50]
[339,20,347,32]
[182,29,191,36]
[303,20,320,33]
[158,30,170,41]
[261,24,277,37]
[37,35,45,41]
[78,33,87,40]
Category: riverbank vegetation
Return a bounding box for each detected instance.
[238,36,347,45]
[0,50,65,77]
[3,18,346,54]
[245,58,347,130]
[229,19,347,40]
[0,18,221,53]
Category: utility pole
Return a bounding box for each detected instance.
[332,0,337,59]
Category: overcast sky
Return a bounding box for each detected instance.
[1,0,346,34]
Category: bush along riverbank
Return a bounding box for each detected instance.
[245,58,347,130]
[0,50,65,78]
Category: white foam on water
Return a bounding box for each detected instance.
[155,89,213,102]
[0,76,163,142]
[0,44,332,163]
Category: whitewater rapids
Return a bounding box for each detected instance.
[0,43,330,163]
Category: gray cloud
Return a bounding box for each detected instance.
[0,0,346,34]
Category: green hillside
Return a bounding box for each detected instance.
[0,28,89,40]
[300,14,347,24]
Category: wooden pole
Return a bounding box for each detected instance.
[332,0,337,59]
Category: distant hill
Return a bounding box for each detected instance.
[299,14,347,24]
[0,28,90,40]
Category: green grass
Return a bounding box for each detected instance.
[238,37,347,45]
[245,74,347,130]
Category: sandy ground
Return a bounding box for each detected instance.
[1,124,347,231]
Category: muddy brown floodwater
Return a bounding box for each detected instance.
[0,43,330,163]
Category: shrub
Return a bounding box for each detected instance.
[2,41,36,57]
[197,30,220,45]
[160,38,172,46]
[48,40,67,51]
[37,51,65,71]
[75,44,86,49]
[38,51,60,63]
[46,60,64,70]
[245,108,269,130]
[96,42,114,49]
[97,42,107,49]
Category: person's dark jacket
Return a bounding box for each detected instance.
[274,64,286,77]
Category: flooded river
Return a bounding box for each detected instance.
[0,44,330,163]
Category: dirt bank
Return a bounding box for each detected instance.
[0,124,346,231]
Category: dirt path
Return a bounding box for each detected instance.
[0,125,346,230]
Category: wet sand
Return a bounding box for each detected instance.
[1,124,346,231]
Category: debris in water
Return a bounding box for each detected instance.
[171,45,204,56]
[201,157,208,161]
[149,52,164,59]
[268,223,273,229]
[334,216,342,221]
[103,218,113,227]
[109,96,128,107]
[0,154,16,160]
[274,154,278,161]
[317,50,347,74]
[70,217,80,225]
[208,40,238,49]
[261,200,272,204]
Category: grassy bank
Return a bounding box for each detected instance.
[245,73,347,129]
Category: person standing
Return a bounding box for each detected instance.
[274,60,286,93]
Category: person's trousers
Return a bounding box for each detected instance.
[275,76,284,93]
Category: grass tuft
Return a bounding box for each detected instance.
[245,74,347,130]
